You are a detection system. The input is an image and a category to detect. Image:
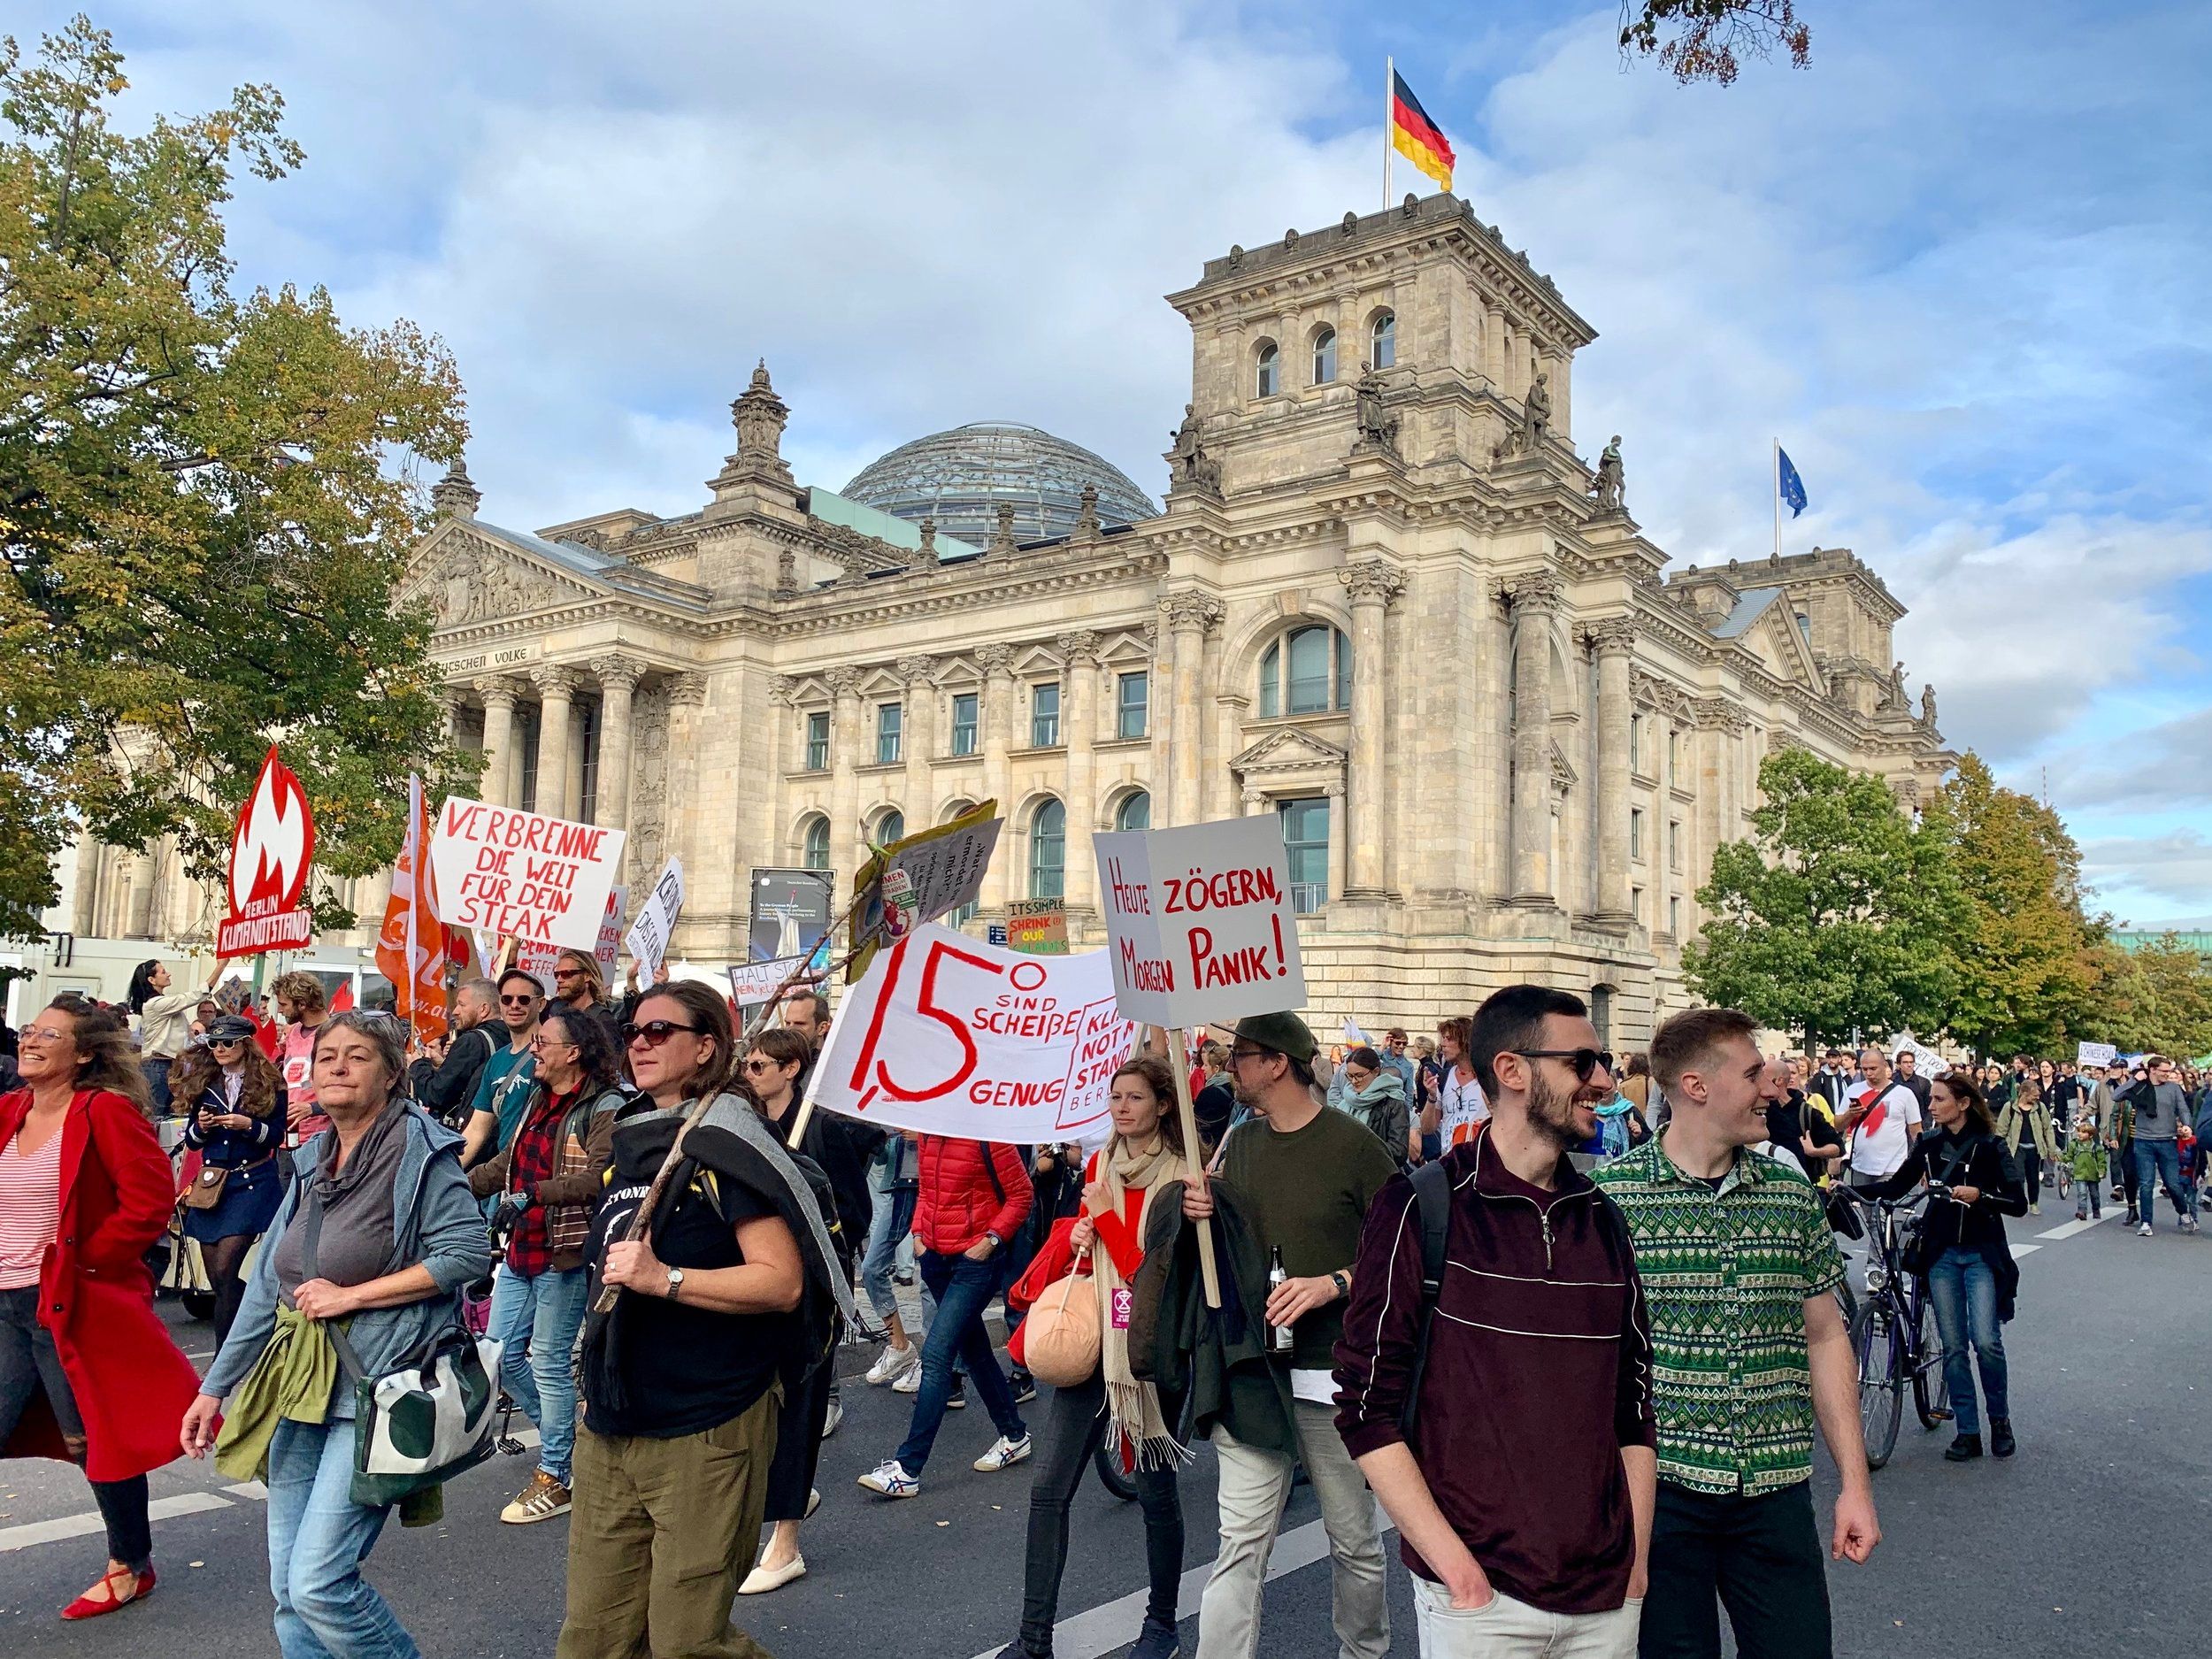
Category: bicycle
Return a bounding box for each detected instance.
[1838,1185,1950,1469]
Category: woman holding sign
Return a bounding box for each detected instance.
[991,1056,1190,1659]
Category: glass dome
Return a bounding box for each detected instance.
[841,421,1157,550]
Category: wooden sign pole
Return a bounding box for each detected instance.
[1166,1027,1221,1309]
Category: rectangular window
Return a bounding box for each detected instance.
[1629,712,1643,773]
[1633,885,1646,926]
[875,703,902,766]
[804,710,829,772]
[1669,895,1682,938]
[578,700,601,823]
[518,710,541,814]
[950,693,979,757]
[1279,795,1330,913]
[1117,672,1148,740]
[1630,808,1646,862]
[1031,682,1062,747]
[1669,819,1682,873]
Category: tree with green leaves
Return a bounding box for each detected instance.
[1620,1,1812,85]
[1927,752,2106,1057]
[1683,747,1962,1051]
[2083,936,2212,1060]
[0,16,471,941]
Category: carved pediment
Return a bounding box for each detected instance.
[399,522,607,629]
[1233,726,1348,775]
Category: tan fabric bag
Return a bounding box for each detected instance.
[1021,1266,1102,1387]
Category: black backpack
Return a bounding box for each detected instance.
[1399,1159,1454,1439]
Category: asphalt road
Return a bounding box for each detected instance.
[4,1202,2206,1656]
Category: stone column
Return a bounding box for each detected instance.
[1485,304,1507,387]
[565,701,588,819]
[897,657,935,827]
[1325,780,1348,904]
[1509,572,1563,903]
[1588,619,1637,926]
[1340,559,1405,897]
[591,656,642,833]
[1211,692,1248,821]
[1058,632,1102,913]
[532,664,580,820]
[1162,593,1223,828]
[979,644,1017,909]
[663,673,708,892]
[1242,787,1267,817]
[826,665,865,903]
[478,678,521,807]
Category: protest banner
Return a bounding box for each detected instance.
[624,857,686,979]
[1092,814,1307,1026]
[215,747,319,957]
[2077,1041,2118,1069]
[800,923,1133,1145]
[514,887,625,991]
[373,775,465,1041]
[850,802,1003,978]
[429,798,626,953]
[1006,898,1068,955]
[729,955,808,1012]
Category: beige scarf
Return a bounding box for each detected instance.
[1094,1132,1190,1471]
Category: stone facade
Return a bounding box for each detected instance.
[59,194,1952,1046]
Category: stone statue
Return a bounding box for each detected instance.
[1168,403,1222,496]
[1890,664,1909,708]
[1590,434,1624,512]
[1920,683,1938,726]
[1519,372,1551,454]
[1354,369,1400,454]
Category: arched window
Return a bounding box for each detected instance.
[1370,311,1395,371]
[1257,624,1353,718]
[873,809,905,848]
[1115,791,1151,832]
[801,816,830,872]
[1254,341,1279,398]
[1310,326,1337,386]
[1029,799,1066,900]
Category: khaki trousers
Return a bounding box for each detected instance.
[555,1388,780,1659]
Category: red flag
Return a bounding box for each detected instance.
[375,775,456,1042]
[330,979,356,1014]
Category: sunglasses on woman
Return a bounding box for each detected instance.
[741,1058,781,1075]
[1512,1048,1616,1082]
[621,1018,701,1049]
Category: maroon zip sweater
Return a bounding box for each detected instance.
[1333,1130,1656,1616]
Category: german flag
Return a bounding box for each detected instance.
[1390,70,1454,191]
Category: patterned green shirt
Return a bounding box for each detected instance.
[1592,1134,1847,1495]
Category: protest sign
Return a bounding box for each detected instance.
[807,923,1133,1144]
[729,955,809,1010]
[1092,814,1306,1026]
[373,775,465,1041]
[2077,1041,2118,1069]
[215,747,318,957]
[1006,898,1068,955]
[429,798,626,953]
[514,887,625,990]
[851,802,1003,977]
[624,857,686,979]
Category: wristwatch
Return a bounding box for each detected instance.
[664,1266,686,1302]
[1330,1271,1349,1301]
[983,1231,1004,1253]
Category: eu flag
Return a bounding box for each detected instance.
[1778,448,1808,518]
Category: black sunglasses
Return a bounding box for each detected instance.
[622,1018,701,1049]
[1512,1048,1615,1082]
[499,992,539,1007]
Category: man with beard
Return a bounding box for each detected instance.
[1183,1010,1399,1659]
[1595,1010,1879,1659]
[1334,985,1656,1657]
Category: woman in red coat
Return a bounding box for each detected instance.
[1,995,201,1619]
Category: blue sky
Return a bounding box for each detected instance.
[28,0,2211,923]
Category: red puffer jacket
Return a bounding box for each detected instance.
[912,1135,1032,1256]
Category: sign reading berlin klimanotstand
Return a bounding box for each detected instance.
[215,747,319,958]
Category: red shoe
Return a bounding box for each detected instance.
[60,1563,155,1620]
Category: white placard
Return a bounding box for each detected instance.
[728,956,809,1009]
[1092,815,1307,1026]
[2077,1041,2118,1069]
[430,798,626,953]
[623,857,686,979]
[810,924,1133,1144]
[513,886,625,992]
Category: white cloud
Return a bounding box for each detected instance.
[2085,830,2212,917]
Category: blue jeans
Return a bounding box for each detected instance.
[1924,1246,2008,1437]
[2135,1139,2195,1226]
[862,1185,919,1323]
[894,1250,1024,1473]
[486,1263,587,1485]
[265,1417,418,1659]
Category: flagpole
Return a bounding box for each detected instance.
[1383,56,1394,208]
[1772,436,1781,561]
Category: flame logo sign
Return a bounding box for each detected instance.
[227,747,317,917]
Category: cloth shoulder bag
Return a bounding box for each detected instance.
[303,1175,503,1509]
[183,1161,230,1210]
[1020,1265,1102,1387]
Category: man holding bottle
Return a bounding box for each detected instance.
[1182,1010,1399,1659]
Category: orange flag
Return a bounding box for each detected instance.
[376,775,457,1042]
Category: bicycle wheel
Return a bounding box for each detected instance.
[1911,1290,1951,1430]
[1092,1434,1138,1502]
[1852,1299,1903,1470]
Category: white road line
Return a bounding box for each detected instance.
[0,1490,232,1553]
[2011,1244,2041,1258]
[975,1517,1358,1659]
[2037,1213,2112,1240]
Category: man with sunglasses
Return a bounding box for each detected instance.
[414,978,501,1130]
[1594,1009,1877,1659]
[1337,985,1655,1657]
[463,968,545,1168]
[1184,1010,1398,1659]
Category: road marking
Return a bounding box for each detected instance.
[975,1517,1356,1659]
[0,1490,232,1553]
[2037,1213,2112,1240]
[2011,1244,2040,1257]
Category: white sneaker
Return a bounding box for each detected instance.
[2139,1222,2154,1236]
[866,1343,919,1386]
[973,1432,1033,1473]
[822,1392,844,1439]
[857,1459,920,1498]
[892,1365,923,1394]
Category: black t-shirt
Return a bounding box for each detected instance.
[582,1123,791,1438]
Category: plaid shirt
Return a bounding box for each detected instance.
[1592,1133,1847,1495]
[503,1087,575,1278]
